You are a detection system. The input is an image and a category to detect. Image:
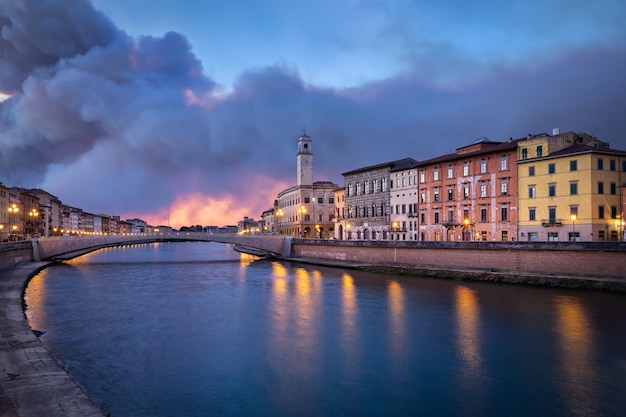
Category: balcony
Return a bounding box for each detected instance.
[541,219,562,227]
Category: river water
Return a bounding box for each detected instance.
[24,241,626,417]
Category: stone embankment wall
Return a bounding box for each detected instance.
[291,239,626,281]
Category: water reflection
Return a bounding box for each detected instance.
[555,295,598,417]
[387,280,406,372]
[455,286,482,375]
[341,273,358,371]
[24,270,49,332]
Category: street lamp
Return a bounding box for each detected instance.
[571,214,577,241]
[346,223,351,240]
[29,208,39,237]
[275,208,283,234]
[463,218,471,241]
[8,204,19,240]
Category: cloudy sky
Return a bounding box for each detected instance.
[1,0,625,228]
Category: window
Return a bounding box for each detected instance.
[598,230,606,241]
[570,206,578,217]
[463,184,470,199]
[480,160,487,174]
[597,158,604,170]
[598,182,604,194]
[529,185,536,198]
[480,183,487,198]
[480,208,488,222]
[433,169,439,181]
[329,197,335,204]
[356,183,361,195]
[529,207,536,221]
[382,178,388,192]
[521,148,528,159]
[549,207,556,222]
[501,231,508,242]
[373,179,379,193]
[536,145,543,157]
[364,181,369,194]
[570,182,578,195]
[420,189,426,203]
[447,209,454,223]
[433,189,440,201]
[599,205,605,219]
[421,212,425,223]
[420,171,425,183]
[401,204,406,214]
[570,160,577,171]
[501,206,509,221]
[463,164,469,176]
[610,159,616,171]
[434,212,440,224]
[447,166,454,178]
[304,197,310,203]
[611,206,617,219]
[548,183,556,197]
[569,232,580,242]
[610,182,617,195]
[500,157,508,171]
[548,163,555,174]
[548,232,559,242]
[501,181,508,196]
[528,166,535,176]
[447,188,454,201]
[528,232,538,242]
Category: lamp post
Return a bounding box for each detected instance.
[28,208,39,237]
[298,206,307,237]
[8,204,19,241]
[570,214,577,241]
[463,218,471,241]
[346,223,351,240]
[275,208,283,234]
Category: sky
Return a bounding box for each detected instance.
[1,0,625,228]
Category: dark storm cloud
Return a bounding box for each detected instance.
[1,0,625,222]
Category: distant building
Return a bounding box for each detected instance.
[275,132,338,238]
[517,131,626,242]
[237,216,259,233]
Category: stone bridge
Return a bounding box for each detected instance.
[0,233,290,272]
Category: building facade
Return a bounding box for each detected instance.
[341,158,417,240]
[275,132,338,238]
[389,161,420,240]
[416,138,521,241]
[518,132,626,242]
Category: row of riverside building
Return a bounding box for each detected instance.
[0,185,153,241]
[259,128,626,242]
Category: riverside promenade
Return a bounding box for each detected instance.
[0,262,104,417]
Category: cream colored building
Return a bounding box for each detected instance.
[275,132,338,238]
[390,161,420,240]
[517,131,626,241]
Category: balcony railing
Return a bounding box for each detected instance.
[541,219,562,227]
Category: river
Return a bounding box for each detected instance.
[24,241,626,417]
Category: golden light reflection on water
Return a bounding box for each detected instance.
[555,295,598,416]
[268,263,322,410]
[455,286,482,374]
[24,270,49,331]
[238,252,256,267]
[341,273,358,369]
[387,280,406,370]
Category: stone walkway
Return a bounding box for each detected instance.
[0,262,104,417]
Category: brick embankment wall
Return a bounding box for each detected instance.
[291,240,626,283]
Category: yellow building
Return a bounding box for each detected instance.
[518,132,626,242]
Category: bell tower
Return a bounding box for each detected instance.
[296,130,313,186]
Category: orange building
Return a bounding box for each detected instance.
[416,137,525,241]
